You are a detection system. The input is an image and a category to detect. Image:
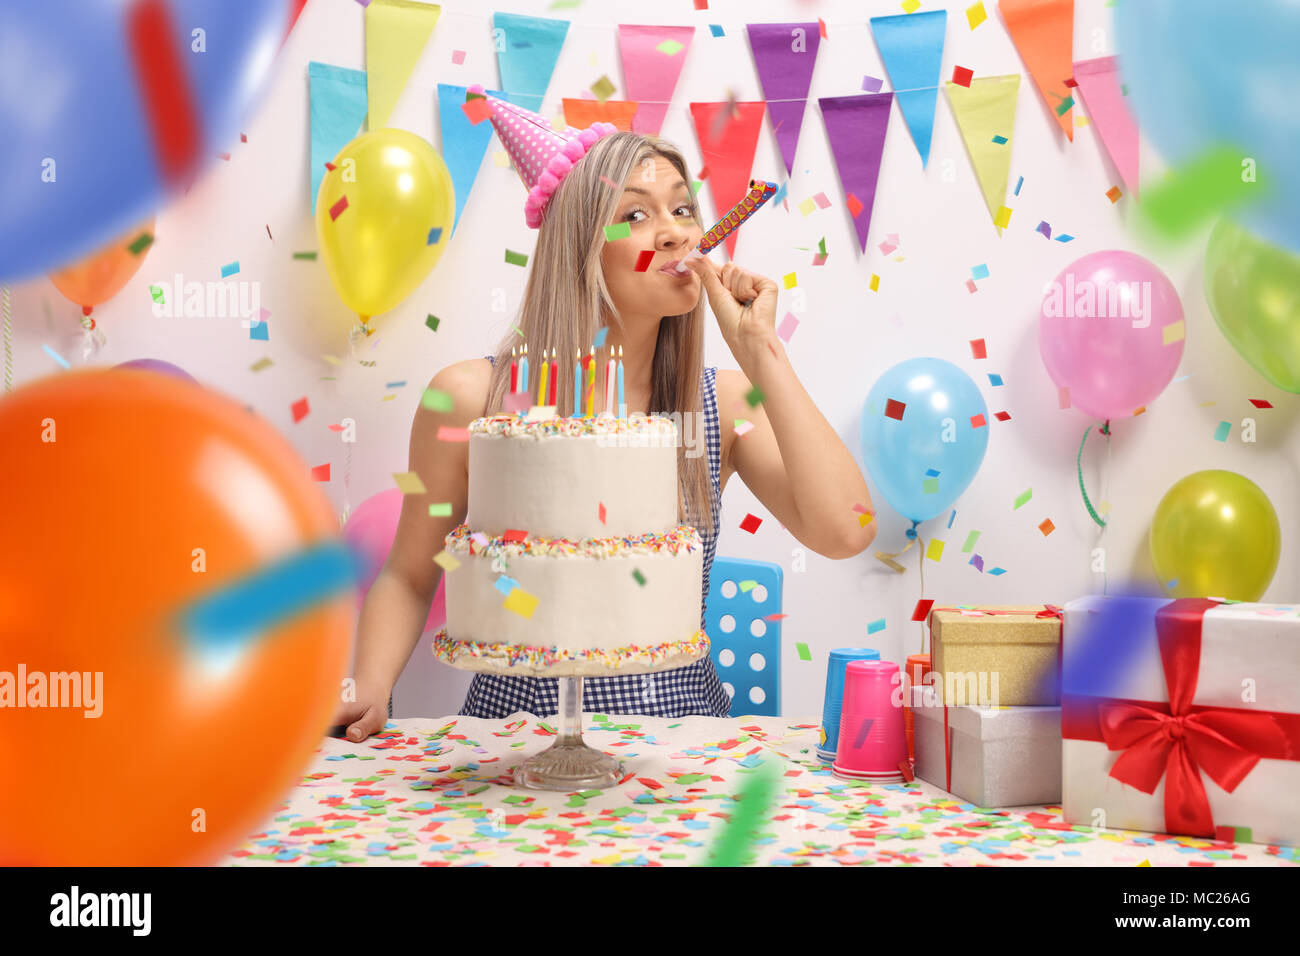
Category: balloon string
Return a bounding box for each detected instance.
[916,523,927,655]
[1101,423,1112,596]
[339,438,353,529]
[874,519,919,573]
[1077,421,1109,529]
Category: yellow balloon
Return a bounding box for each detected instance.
[315,128,454,321]
[1150,470,1281,602]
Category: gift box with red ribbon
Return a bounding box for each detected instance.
[913,703,1062,807]
[1062,596,1300,846]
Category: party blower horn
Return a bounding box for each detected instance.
[674,180,778,271]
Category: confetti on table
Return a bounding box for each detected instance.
[970,338,987,359]
[912,599,935,621]
[926,539,945,561]
[971,413,987,428]
[777,312,799,342]
[428,502,453,517]
[862,74,885,92]
[393,471,427,495]
[604,222,631,242]
[221,261,240,278]
[966,1,987,28]
[952,65,973,87]
[433,550,460,572]
[745,385,764,407]
[867,618,886,634]
[632,569,646,586]
[1039,519,1055,536]
[503,587,539,619]
[437,426,469,442]
[634,249,655,272]
[1014,487,1032,510]
[1105,185,1123,203]
[796,642,812,661]
[740,513,762,534]
[291,397,309,423]
[505,249,529,267]
[1249,399,1273,408]
[961,530,980,552]
[885,399,906,421]
[993,206,1012,228]
[1162,321,1185,346]
[329,196,348,221]
[1213,421,1231,442]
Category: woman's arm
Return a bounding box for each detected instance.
[685,255,874,560]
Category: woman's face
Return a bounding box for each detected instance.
[600,155,703,323]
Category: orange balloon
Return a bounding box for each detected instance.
[48,217,156,311]
[0,369,356,865]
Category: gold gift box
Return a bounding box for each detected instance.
[929,605,1062,706]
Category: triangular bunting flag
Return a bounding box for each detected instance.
[617,24,696,137]
[687,101,768,261]
[562,98,640,132]
[1073,56,1139,198]
[493,12,571,115]
[818,93,893,253]
[365,0,440,131]
[309,62,368,215]
[437,83,514,238]
[746,22,822,177]
[870,11,946,167]
[945,75,1021,234]
[998,0,1074,141]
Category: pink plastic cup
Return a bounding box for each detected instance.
[832,660,907,782]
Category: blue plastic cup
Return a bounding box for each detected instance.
[817,647,880,763]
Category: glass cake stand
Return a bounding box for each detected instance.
[516,676,625,790]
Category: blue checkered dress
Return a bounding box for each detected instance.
[455,358,731,719]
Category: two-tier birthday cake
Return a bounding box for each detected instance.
[431,413,710,676]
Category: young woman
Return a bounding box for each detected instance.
[334,105,874,741]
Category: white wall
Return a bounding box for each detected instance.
[7,0,1297,719]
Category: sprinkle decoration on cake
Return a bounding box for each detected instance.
[444,523,701,559]
[470,413,678,438]
[432,628,710,671]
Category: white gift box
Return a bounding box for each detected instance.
[1062,596,1300,846]
[913,703,1062,807]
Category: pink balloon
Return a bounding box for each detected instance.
[1039,250,1185,420]
[342,488,446,633]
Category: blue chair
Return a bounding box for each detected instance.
[704,556,783,716]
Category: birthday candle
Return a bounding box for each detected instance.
[585,346,595,417]
[604,347,616,417]
[548,347,557,406]
[537,347,549,407]
[616,345,625,419]
[573,348,582,418]
[510,345,518,393]
[519,344,529,395]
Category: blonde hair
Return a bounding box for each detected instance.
[483,131,715,537]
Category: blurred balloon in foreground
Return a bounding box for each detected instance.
[0,369,358,865]
[1150,469,1280,603]
[1115,0,1300,251]
[343,488,447,634]
[1204,218,1300,393]
[0,0,295,280]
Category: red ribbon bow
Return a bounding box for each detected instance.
[1075,598,1294,838]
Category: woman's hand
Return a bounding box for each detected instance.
[682,254,780,351]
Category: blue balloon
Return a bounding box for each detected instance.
[0,1,291,280]
[860,357,989,524]
[1115,0,1300,252]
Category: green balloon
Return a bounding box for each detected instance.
[1204,219,1300,393]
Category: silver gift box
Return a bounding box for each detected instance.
[913,704,1062,807]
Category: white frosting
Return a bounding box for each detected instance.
[443,543,703,673]
[466,428,679,539]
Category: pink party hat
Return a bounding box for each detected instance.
[467,84,620,228]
